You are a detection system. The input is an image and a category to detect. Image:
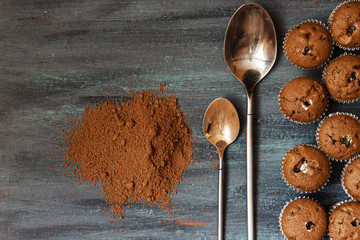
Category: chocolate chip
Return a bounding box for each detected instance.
[303,101,311,107]
[351,218,360,227]
[305,221,316,232]
[302,46,313,56]
[346,71,357,83]
[341,136,352,148]
[347,25,356,36]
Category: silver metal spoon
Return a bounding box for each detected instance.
[224,3,277,240]
[202,98,240,240]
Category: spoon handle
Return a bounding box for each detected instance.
[218,150,224,240]
[247,96,254,240]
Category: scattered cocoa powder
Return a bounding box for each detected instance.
[61,84,193,219]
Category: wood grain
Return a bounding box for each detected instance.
[1,0,358,239]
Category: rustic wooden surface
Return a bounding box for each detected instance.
[1,0,359,239]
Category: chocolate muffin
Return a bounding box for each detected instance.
[328,201,360,240]
[329,1,360,49]
[284,20,332,69]
[323,54,360,103]
[280,198,328,240]
[282,145,331,192]
[278,77,328,124]
[317,113,360,161]
[343,157,360,201]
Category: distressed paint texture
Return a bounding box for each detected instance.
[0,0,358,239]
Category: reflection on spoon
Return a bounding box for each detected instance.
[202,98,240,240]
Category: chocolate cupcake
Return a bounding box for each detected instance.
[282,145,331,192]
[278,77,328,124]
[316,113,360,161]
[328,1,360,50]
[322,53,360,103]
[328,201,360,240]
[279,197,328,240]
[284,20,333,69]
[342,157,360,201]
[316,113,360,160]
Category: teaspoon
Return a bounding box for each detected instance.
[202,98,240,240]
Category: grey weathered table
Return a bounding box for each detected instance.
[1,0,358,239]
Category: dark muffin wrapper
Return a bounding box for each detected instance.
[279,197,326,240]
[321,52,360,104]
[328,0,360,51]
[316,112,360,162]
[281,144,331,193]
[341,156,360,201]
[283,19,334,70]
[278,77,329,125]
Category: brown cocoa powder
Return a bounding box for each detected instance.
[62,85,193,219]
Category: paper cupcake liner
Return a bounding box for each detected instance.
[278,76,329,125]
[321,52,360,104]
[341,156,360,201]
[328,0,360,51]
[328,199,357,215]
[283,19,334,70]
[316,112,360,162]
[279,196,326,240]
[281,144,332,193]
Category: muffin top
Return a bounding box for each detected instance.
[281,198,327,240]
[344,157,360,201]
[279,77,328,123]
[329,1,360,49]
[282,145,330,192]
[284,21,332,69]
[323,54,360,102]
[328,201,360,240]
[317,113,360,160]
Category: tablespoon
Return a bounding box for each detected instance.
[224,3,277,240]
[202,98,240,240]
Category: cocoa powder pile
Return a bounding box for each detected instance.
[62,85,193,219]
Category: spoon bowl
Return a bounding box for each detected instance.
[202,98,240,240]
[224,3,277,93]
[203,98,240,149]
[224,3,277,240]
